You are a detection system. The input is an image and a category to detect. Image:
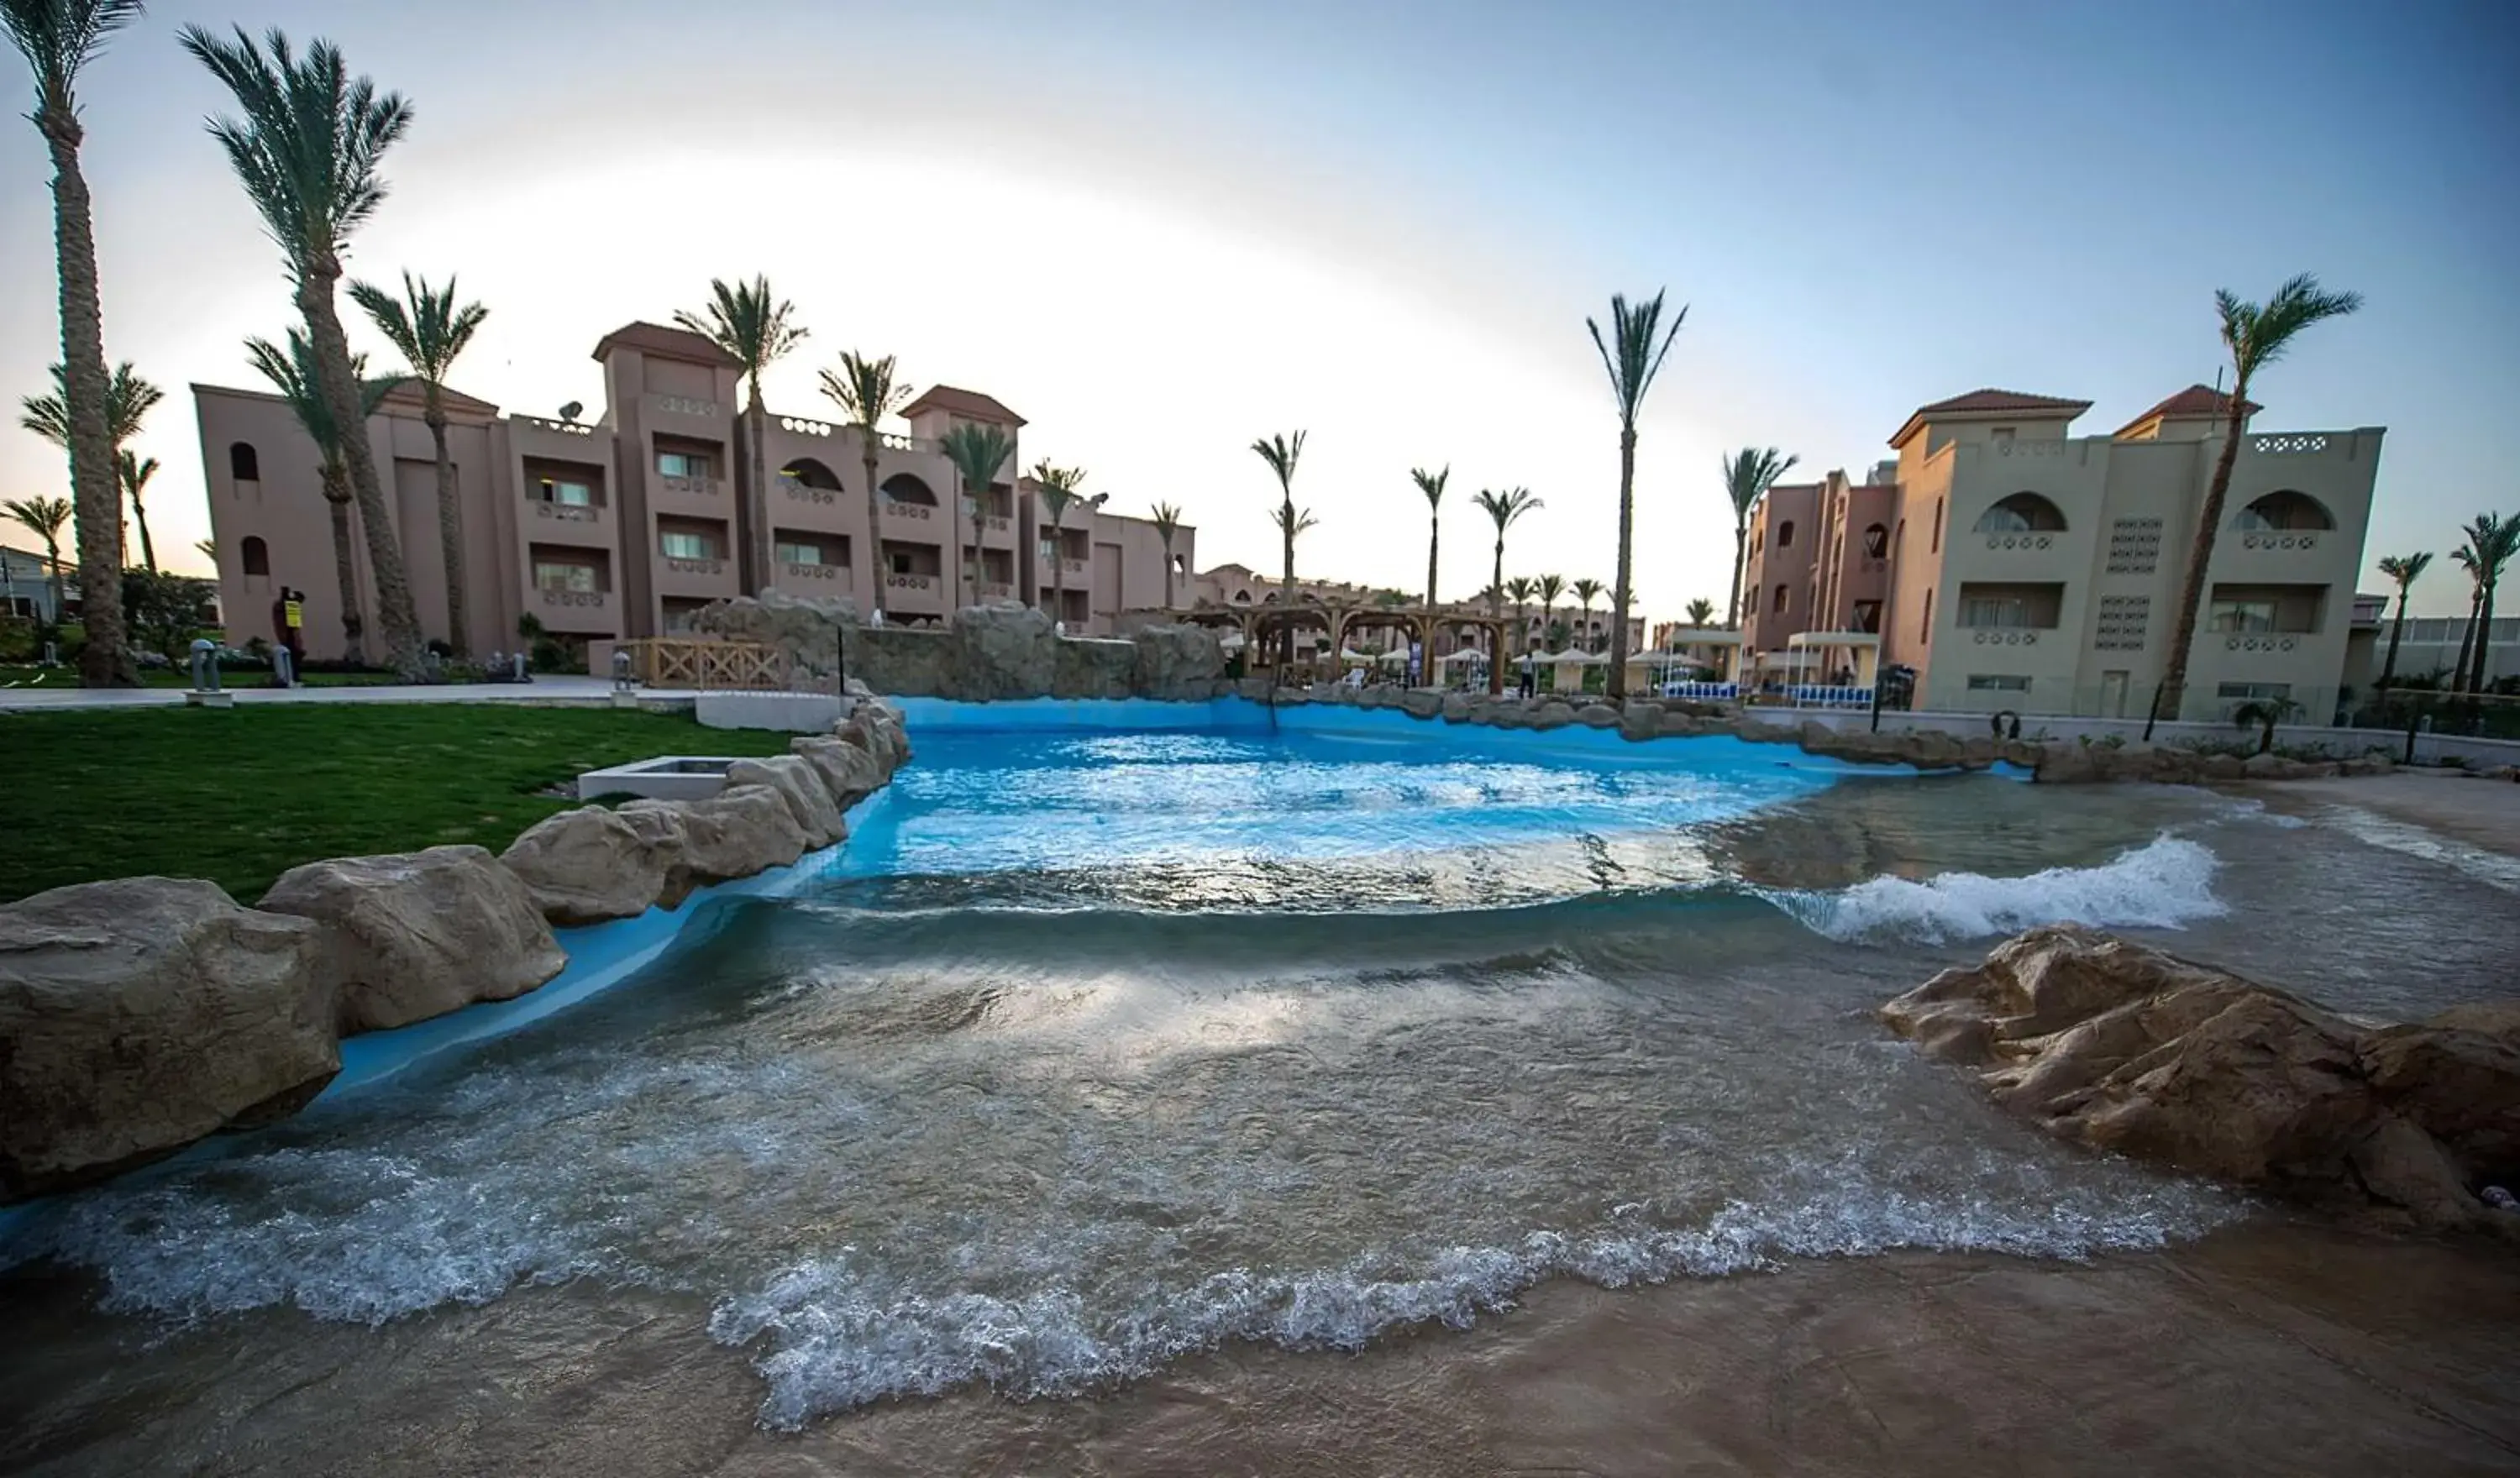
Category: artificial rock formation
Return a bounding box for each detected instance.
[1882,925,2520,1234]
[260,845,566,1035]
[500,805,691,927]
[694,595,1230,703]
[0,878,339,1202]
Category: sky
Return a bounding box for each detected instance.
[3,0,2515,619]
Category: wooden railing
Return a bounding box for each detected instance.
[617,637,790,690]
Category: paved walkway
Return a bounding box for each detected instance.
[0,675,648,711]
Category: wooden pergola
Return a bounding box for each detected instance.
[1179,600,1509,694]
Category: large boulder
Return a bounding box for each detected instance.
[790,733,889,802]
[693,589,855,689]
[1,878,337,1202]
[837,700,911,775]
[1131,623,1228,700]
[661,785,811,883]
[725,754,846,848]
[501,805,686,925]
[1883,925,2520,1233]
[1576,703,1623,729]
[946,601,1058,698]
[260,845,565,1035]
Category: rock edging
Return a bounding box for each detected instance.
[1881,925,2520,1236]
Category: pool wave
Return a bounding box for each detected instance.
[1770,834,2223,943]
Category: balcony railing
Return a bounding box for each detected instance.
[533,501,605,523]
[659,473,722,499]
[1981,532,2060,552]
[664,556,726,576]
[976,581,1016,600]
[879,431,933,453]
[515,415,595,437]
[2236,530,2323,552]
[885,572,940,591]
[881,500,936,521]
[780,478,840,506]
[1964,627,2046,647]
[538,587,608,608]
[2220,632,2311,653]
[655,395,720,418]
[784,561,848,584]
[2252,434,2328,455]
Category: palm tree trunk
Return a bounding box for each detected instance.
[424,390,468,658]
[1050,512,1067,623]
[1280,501,1296,673]
[41,112,137,686]
[2376,590,2409,692]
[748,384,773,598]
[1488,537,1503,618]
[2151,391,2250,731]
[862,434,885,620]
[298,259,423,678]
[323,476,368,666]
[130,494,156,574]
[1608,426,1637,701]
[1161,539,1175,609]
[42,537,65,630]
[1727,519,1749,628]
[1425,518,1439,611]
[2474,584,2500,697]
[2449,591,2481,698]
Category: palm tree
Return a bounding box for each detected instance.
[116,448,156,570]
[1501,575,1536,653]
[675,275,806,598]
[1587,290,1686,701]
[2232,695,2306,757]
[1569,577,1604,651]
[1030,462,1087,623]
[2148,273,2362,732]
[2373,552,2433,694]
[192,536,215,566]
[21,361,160,569]
[245,328,402,666]
[1471,487,1541,618]
[819,350,913,621]
[8,0,144,683]
[1412,465,1447,609]
[1522,576,1562,649]
[2448,514,2517,696]
[183,24,430,679]
[1148,501,1185,608]
[1684,596,1716,627]
[349,270,487,656]
[3,495,71,622]
[1252,430,1306,668]
[1720,447,1798,628]
[938,421,1014,611]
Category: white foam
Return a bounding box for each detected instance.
[1776,834,2224,943]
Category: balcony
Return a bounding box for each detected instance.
[975,580,1016,602]
[657,554,737,599]
[533,587,618,632]
[654,473,731,515]
[781,560,853,593]
[883,570,944,615]
[972,511,1016,548]
[879,498,942,537]
[529,499,610,532]
[1037,553,1089,579]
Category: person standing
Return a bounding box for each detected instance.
[281,588,307,685]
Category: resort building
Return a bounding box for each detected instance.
[2362,614,2520,692]
[193,322,1193,661]
[1735,387,2386,721]
[1,542,76,624]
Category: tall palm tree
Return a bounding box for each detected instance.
[1569,577,1604,651]
[1148,501,1185,608]
[1030,461,1087,623]
[1536,574,1566,653]
[1501,575,1536,653]
[192,536,216,566]
[116,448,156,571]
[245,329,402,666]
[349,270,487,656]
[8,0,144,684]
[2148,272,2361,732]
[1471,486,1541,618]
[182,24,429,679]
[1587,289,1686,701]
[938,421,1014,612]
[675,275,806,598]
[3,495,71,622]
[1411,465,1447,609]
[1720,447,1798,628]
[2373,551,2433,694]
[1684,596,1715,627]
[2448,514,2517,697]
[1252,430,1306,668]
[819,350,913,621]
[21,359,160,569]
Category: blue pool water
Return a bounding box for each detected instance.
[18,703,2506,1439]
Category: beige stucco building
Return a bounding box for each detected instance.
[1735,386,2386,721]
[195,322,1193,661]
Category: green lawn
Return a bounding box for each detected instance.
[0,666,400,690]
[2,705,798,904]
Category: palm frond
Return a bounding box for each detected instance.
[1471,485,1541,534]
[1411,464,1448,508]
[2219,272,2363,381]
[2376,551,2433,591]
[3,0,144,107]
[674,275,807,377]
[937,422,1013,491]
[348,270,488,383]
[181,25,414,271]
[817,349,913,430]
[1586,290,1688,426]
[19,359,162,448]
[1720,446,1798,521]
[3,495,73,543]
[1252,431,1305,493]
[1269,503,1318,538]
[242,328,402,453]
[1149,501,1184,543]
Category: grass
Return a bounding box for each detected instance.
[1,705,798,904]
[0,665,399,690]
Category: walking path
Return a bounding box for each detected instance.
[0,675,642,711]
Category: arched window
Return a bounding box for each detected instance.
[1772,583,1788,614]
[241,536,270,577]
[780,457,843,491]
[2235,490,2334,532]
[1920,587,1935,642]
[1778,520,1796,549]
[879,473,939,506]
[1231,589,1252,604]
[1973,492,2068,533]
[1862,523,1889,558]
[229,442,260,482]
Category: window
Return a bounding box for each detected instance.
[1852,600,1882,633]
[1777,520,1796,549]
[535,562,597,594]
[241,536,270,577]
[1861,523,1888,558]
[2235,491,2334,532]
[1960,595,2035,628]
[1920,587,1935,642]
[776,541,822,566]
[2217,682,2292,702]
[660,530,714,560]
[890,550,915,575]
[1772,583,1788,614]
[2211,598,2278,633]
[1929,499,1943,553]
[1974,493,2068,533]
[535,477,593,506]
[1990,427,2015,443]
[656,450,709,479]
[1966,674,2031,691]
[229,442,260,481]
